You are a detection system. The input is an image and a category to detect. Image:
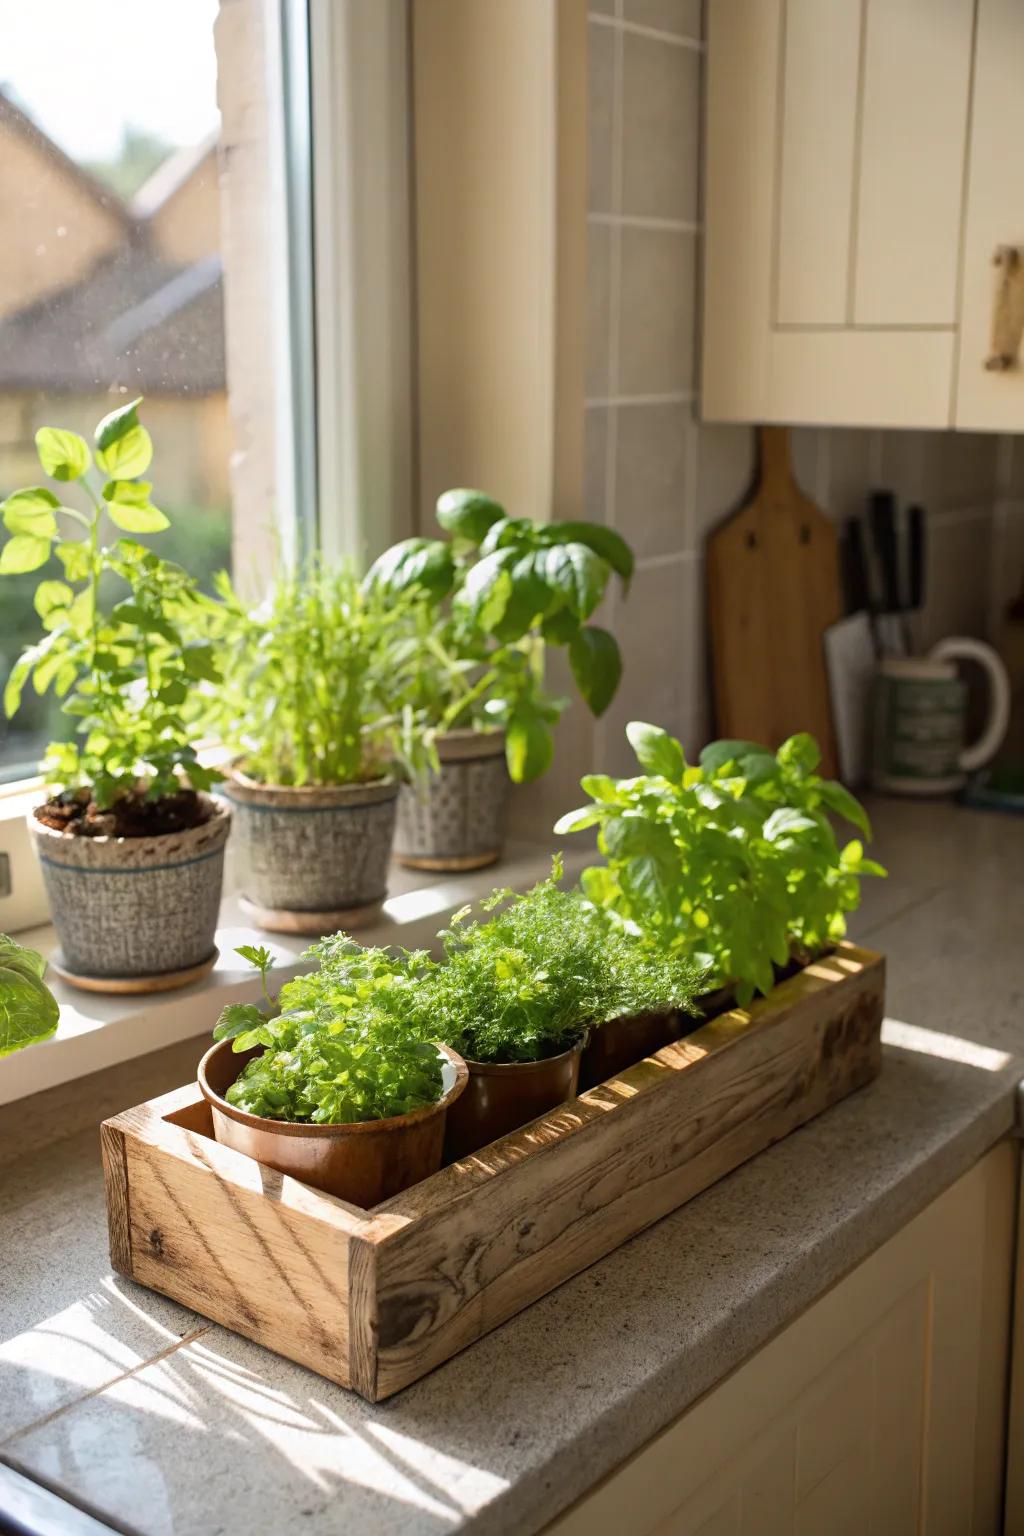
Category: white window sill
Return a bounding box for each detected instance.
[0,841,587,1108]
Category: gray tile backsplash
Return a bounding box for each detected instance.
[614,403,691,559]
[584,405,610,525]
[617,226,695,396]
[587,221,613,399]
[622,0,703,37]
[620,31,700,222]
[598,558,704,775]
[587,20,616,215]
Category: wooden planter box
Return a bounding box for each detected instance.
[101,941,885,1403]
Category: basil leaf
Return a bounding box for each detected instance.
[569,624,622,717]
[626,721,685,779]
[36,428,91,481]
[2,487,60,538]
[0,534,51,574]
[435,488,505,543]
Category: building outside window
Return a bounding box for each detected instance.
[0,0,281,784]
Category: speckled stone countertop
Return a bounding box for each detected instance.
[2,800,1022,1536]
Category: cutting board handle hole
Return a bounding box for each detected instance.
[745,531,758,550]
[799,524,812,544]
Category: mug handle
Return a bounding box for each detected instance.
[928,637,1011,772]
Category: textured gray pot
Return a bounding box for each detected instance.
[395,729,509,871]
[30,796,230,981]
[223,770,399,931]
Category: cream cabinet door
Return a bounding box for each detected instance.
[954,0,1024,431]
[546,1143,1015,1536]
[703,0,974,428]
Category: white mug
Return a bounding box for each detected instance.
[871,637,1011,796]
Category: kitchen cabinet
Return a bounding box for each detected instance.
[954,0,1024,431]
[702,0,1024,432]
[547,1144,1015,1535]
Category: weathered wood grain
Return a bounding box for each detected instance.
[105,1100,370,1387]
[103,942,885,1403]
[99,1121,132,1276]
[369,947,884,1397]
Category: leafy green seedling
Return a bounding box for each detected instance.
[0,400,221,808]
[0,934,59,1056]
[556,725,886,1007]
[213,938,445,1124]
[406,855,699,1063]
[196,562,427,787]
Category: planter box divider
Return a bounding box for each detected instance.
[102,941,885,1403]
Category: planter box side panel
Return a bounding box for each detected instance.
[102,1101,363,1388]
[367,947,885,1399]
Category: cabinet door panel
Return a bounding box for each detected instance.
[954,0,1024,431]
[546,1144,1014,1536]
[776,0,861,325]
[703,0,961,427]
[767,329,955,426]
[853,0,974,326]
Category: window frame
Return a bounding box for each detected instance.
[0,0,419,934]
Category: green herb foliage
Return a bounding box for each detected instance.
[213,941,444,1124]
[412,856,699,1064]
[197,562,424,787]
[0,401,221,804]
[556,726,886,1007]
[365,490,634,783]
[0,934,59,1056]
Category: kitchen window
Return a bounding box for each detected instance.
[0,0,415,945]
[0,0,320,788]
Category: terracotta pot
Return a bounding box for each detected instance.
[578,1008,682,1090]
[395,729,509,872]
[198,1038,468,1208]
[443,1041,583,1161]
[223,769,398,933]
[29,795,230,984]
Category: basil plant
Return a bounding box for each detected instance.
[556,725,886,1006]
[365,490,634,783]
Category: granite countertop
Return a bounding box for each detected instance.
[2,799,1023,1536]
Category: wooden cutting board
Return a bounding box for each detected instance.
[707,426,841,776]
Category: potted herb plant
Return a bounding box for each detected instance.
[1,402,229,990]
[0,934,59,1056]
[556,724,886,1008]
[201,941,467,1205]
[199,564,420,934]
[412,857,696,1158]
[366,489,634,871]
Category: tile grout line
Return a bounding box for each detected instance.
[636,550,703,572]
[587,391,696,408]
[588,212,702,234]
[594,0,626,773]
[588,12,704,51]
[0,1324,214,1450]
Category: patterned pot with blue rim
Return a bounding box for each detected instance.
[29,795,231,983]
[222,768,399,934]
[395,729,509,873]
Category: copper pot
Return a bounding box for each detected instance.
[578,1008,682,1090]
[198,1038,468,1208]
[443,1041,583,1161]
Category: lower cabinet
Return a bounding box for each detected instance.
[548,1143,1016,1536]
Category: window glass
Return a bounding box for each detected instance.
[0,0,231,781]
